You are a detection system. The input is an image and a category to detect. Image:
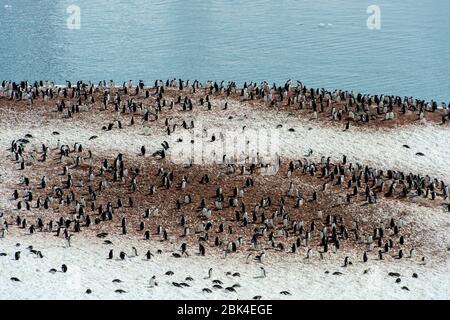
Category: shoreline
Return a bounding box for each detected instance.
[2,80,449,106]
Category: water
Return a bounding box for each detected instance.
[0,0,449,102]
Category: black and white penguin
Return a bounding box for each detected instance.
[149,275,157,288]
[378,250,383,260]
[199,243,206,256]
[204,268,213,279]
[255,251,265,263]
[343,257,350,267]
[181,243,188,256]
[259,267,267,278]
[145,250,154,260]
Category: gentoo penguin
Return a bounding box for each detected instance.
[108,249,114,259]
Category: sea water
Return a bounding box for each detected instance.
[0,0,449,102]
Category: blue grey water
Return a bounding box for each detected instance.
[0,0,449,102]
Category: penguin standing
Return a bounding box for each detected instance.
[204,268,213,279]
[149,275,157,288]
[259,267,267,278]
[145,250,154,260]
[256,251,265,263]
[181,243,188,256]
[199,243,206,256]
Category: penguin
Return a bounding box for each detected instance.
[343,256,350,267]
[65,234,73,247]
[40,176,46,189]
[291,242,297,253]
[181,242,188,256]
[306,248,312,259]
[149,275,157,288]
[145,250,154,260]
[108,249,114,259]
[255,251,265,263]
[259,267,267,278]
[204,268,213,279]
[199,243,206,256]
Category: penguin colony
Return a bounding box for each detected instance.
[0,79,448,298]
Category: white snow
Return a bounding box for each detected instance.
[0,230,448,300]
